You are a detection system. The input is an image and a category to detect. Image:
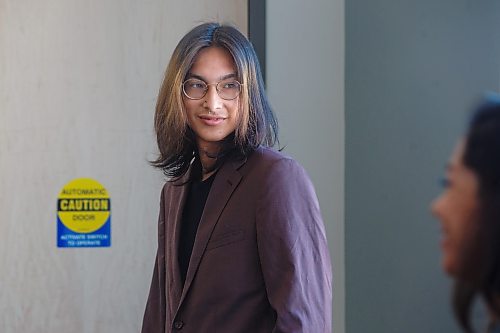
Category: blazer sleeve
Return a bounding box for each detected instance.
[255,157,332,333]
[141,188,167,333]
[141,251,164,333]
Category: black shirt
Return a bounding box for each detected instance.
[178,172,216,286]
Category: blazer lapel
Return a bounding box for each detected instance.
[175,158,245,311]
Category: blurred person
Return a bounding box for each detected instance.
[141,22,332,333]
[432,96,500,333]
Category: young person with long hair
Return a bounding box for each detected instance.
[432,96,500,333]
[141,22,332,333]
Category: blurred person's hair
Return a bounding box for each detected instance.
[454,96,500,332]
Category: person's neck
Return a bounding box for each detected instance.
[198,145,220,181]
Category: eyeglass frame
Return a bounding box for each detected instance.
[182,78,244,101]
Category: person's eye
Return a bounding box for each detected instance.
[439,177,451,188]
[222,81,238,89]
[186,80,205,89]
[191,82,205,89]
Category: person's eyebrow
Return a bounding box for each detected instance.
[218,73,237,81]
[186,73,237,82]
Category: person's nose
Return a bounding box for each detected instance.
[430,195,443,219]
[204,84,223,111]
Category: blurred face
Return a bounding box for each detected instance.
[183,46,240,152]
[431,139,480,276]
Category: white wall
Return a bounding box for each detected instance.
[267,1,345,332]
[0,1,246,332]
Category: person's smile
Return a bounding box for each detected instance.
[197,114,227,126]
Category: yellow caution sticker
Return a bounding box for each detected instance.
[57,178,111,247]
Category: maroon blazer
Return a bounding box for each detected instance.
[142,147,332,333]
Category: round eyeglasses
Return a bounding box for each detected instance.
[182,78,242,100]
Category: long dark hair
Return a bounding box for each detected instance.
[453,96,500,332]
[150,22,279,179]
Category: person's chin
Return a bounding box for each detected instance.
[442,256,458,277]
[196,135,227,146]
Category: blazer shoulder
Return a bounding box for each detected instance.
[251,146,295,164]
[254,146,309,168]
[246,146,310,181]
[158,180,182,206]
[159,181,171,199]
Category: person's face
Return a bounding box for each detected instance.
[183,46,240,152]
[431,139,480,276]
